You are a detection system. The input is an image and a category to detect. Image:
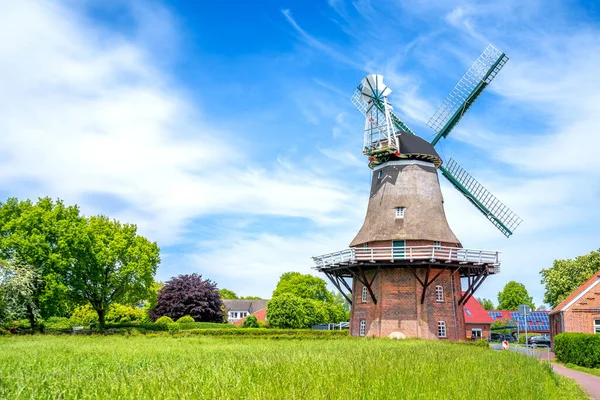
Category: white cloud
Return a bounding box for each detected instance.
[0,1,363,249]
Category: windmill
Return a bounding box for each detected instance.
[352,45,521,237]
[312,45,521,339]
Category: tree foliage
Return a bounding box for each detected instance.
[65,215,159,329]
[151,273,224,323]
[0,197,81,327]
[241,315,259,328]
[497,281,535,310]
[272,272,333,302]
[266,293,306,329]
[477,298,495,311]
[219,288,238,299]
[0,260,41,324]
[267,272,349,328]
[540,249,600,309]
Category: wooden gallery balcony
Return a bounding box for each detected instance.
[312,246,500,275]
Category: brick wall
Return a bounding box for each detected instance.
[465,323,490,340]
[550,283,600,348]
[559,287,600,334]
[350,266,465,340]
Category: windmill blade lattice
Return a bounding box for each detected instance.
[440,158,522,237]
[351,86,416,136]
[428,45,508,146]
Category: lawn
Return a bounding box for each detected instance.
[0,335,586,399]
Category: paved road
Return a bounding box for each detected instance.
[552,363,600,399]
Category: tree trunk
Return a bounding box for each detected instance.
[26,303,36,333]
[97,307,106,332]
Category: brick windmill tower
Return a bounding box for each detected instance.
[313,45,522,340]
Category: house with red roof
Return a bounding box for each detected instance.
[549,271,600,345]
[487,310,550,334]
[222,299,268,325]
[234,307,267,327]
[463,296,494,340]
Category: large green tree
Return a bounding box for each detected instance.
[497,281,535,310]
[0,197,81,328]
[267,272,349,328]
[272,272,333,302]
[266,293,306,329]
[540,249,600,309]
[477,298,495,311]
[65,215,160,330]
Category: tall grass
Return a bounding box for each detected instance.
[0,336,586,399]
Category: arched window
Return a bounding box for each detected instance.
[435,285,444,302]
[360,319,366,336]
[438,321,447,338]
[362,286,368,303]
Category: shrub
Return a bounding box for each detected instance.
[106,304,145,324]
[241,315,259,328]
[554,333,600,368]
[70,303,145,326]
[44,317,72,330]
[70,304,99,327]
[154,316,174,325]
[167,323,181,334]
[457,340,491,349]
[176,316,195,323]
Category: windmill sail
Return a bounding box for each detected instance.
[351,86,416,136]
[440,158,522,237]
[427,45,508,145]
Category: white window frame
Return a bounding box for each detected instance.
[362,286,368,303]
[438,321,447,338]
[435,285,444,302]
[363,243,368,249]
[229,311,238,319]
[395,207,405,218]
[360,319,366,336]
[595,318,600,334]
[433,241,442,250]
[377,170,383,179]
[471,328,482,339]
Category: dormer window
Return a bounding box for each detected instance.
[395,207,405,218]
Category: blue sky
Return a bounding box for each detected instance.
[2,0,600,307]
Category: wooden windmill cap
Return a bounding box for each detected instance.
[395,131,442,167]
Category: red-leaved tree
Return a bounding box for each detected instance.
[150,273,224,322]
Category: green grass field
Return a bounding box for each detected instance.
[0,336,587,399]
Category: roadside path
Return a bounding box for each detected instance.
[552,363,600,399]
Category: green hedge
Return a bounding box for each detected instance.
[177,328,349,338]
[554,333,600,368]
[456,340,491,349]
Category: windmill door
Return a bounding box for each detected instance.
[392,240,405,260]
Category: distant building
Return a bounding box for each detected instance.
[549,271,600,345]
[463,296,493,340]
[487,310,550,334]
[222,299,268,324]
[234,308,267,327]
